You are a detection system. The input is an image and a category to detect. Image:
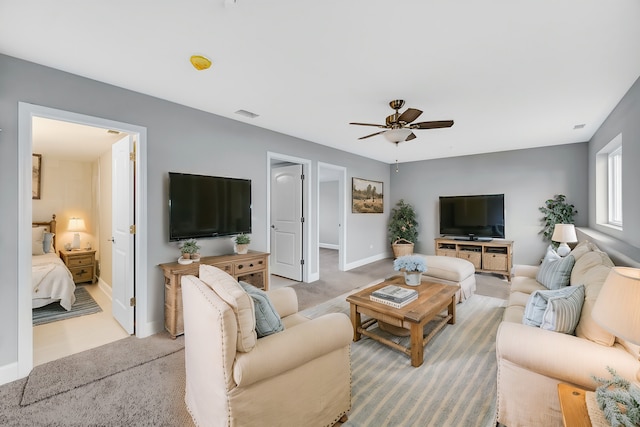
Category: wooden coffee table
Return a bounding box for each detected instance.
[346,275,459,367]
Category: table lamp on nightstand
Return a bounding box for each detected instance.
[67,217,86,250]
[551,224,578,257]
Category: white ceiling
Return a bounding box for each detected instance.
[3,1,640,164]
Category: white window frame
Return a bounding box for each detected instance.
[607,146,622,227]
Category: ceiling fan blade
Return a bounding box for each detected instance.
[398,108,422,124]
[349,122,387,128]
[411,120,454,129]
[405,132,417,141]
[358,131,386,140]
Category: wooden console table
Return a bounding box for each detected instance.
[435,237,513,282]
[159,251,270,338]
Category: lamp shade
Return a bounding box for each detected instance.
[592,267,640,345]
[551,224,578,243]
[383,128,412,143]
[67,218,86,232]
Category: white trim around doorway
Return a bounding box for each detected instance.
[16,103,149,382]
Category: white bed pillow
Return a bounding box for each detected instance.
[32,227,46,255]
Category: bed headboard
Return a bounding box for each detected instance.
[32,214,57,251]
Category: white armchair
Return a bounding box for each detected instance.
[181,265,352,427]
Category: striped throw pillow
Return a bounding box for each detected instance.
[540,285,585,334]
[536,252,575,290]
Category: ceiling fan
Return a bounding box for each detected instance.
[349,100,454,144]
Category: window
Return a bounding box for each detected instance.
[608,146,622,226]
[596,134,622,229]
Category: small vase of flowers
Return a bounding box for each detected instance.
[393,255,427,286]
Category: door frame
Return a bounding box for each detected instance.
[317,162,347,272]
[266,152,314,282]
[17,103,148,379]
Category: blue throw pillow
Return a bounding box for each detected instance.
[239,281,284,338]
[523,285,585,334]
[43,232,55,253]
[536,251,575,290]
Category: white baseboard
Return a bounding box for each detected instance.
[0,362,19,386]
[97,278,112,300]
[344,252,390,271]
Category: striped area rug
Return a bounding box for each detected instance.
[32,286,102,326]
[301,290,506,427]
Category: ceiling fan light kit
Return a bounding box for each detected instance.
[350,99,454,143]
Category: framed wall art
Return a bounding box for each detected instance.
[32,153,42,200]
[352,177,383,213]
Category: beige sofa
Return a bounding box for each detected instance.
[495,241,640,426]
[182,265,353,427]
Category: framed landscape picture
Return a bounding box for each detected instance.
[32,153,42,200]
[352,177,383,213]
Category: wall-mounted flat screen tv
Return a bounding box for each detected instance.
[439,194,505,240]
[169,172,251,241]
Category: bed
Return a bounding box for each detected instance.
[32,215,76,311]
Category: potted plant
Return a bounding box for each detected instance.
[539,194,578,247]
[388,199,418,258]
[180,239,200,260]
[393,255,427,286]
[234,233,251,255]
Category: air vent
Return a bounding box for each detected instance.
[235,110,259,119]
[107,129,121,134]
[573,124,586,130]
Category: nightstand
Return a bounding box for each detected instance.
[60,249,96,284]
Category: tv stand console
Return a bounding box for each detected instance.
[435,237,513,282]
[159,251,269,338]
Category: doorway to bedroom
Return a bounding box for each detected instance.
[18,103,148,376]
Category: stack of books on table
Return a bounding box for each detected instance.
[370,285,418,308]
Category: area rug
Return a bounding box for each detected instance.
[302,291,506,427]
[20,332,184,406]
[32,286,102,326]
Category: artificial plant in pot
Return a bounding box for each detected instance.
[388,199,418,258]
[539,194,578,248]
[180,239,200,260]
[234,233,251,254]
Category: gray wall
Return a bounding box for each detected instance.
[319,181,339,246]
[0,54,390,371]
[390,143,589,265]
[588,75,640,249]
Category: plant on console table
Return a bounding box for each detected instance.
[234,233,251,255]
[180,239,200,260]
[393,255,427,286]
[388,199,419,258]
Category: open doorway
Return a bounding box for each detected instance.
[17,103,149,379]
[317,162,347,277]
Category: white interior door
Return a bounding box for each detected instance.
[112,136,135,334]
[270,164,303,281]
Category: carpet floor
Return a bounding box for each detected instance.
[2,281,506,426]
[32,286,102,326]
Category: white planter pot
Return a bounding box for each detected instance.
[404,271,422,286]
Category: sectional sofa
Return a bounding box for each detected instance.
[495,241,640,426]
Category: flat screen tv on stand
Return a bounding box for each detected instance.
[439,194,505,241]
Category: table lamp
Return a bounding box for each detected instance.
[67,217,86,250]
[592,267,640,380]
[551,224,578,257]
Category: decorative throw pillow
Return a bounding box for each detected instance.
[540,285,585,334]
[198,265,257,352]
[536,251,575,290]
[43,232,55,253]
[32,226,45,255]
[523,285,585,334]
[239,281,284,338]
